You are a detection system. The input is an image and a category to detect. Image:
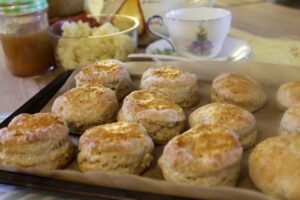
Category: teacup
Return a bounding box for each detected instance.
[147,7,232,60]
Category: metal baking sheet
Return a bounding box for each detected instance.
[2,61,300,200]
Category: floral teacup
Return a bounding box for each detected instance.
[147,7,232,60]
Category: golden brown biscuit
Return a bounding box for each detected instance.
[52,86,118,134]
[117,90,185,144]
[140,66,200,108]
[279,103,300,135]
[211,73,267,112]
[0,113,73,169]
[189,103,257,149]
[277,81,300,110]
[249,134,300,200]
[158,124,242,186]
[78,122,154,174]
[75,60,133,100]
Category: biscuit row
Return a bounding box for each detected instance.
[249,85,300,200]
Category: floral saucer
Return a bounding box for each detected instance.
[146,36,252,61]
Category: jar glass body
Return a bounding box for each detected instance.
[0,9,55,77]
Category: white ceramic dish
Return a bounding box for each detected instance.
[145,36,252,61]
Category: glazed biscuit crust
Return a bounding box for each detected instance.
[75,60,133,100]
[189,103,257,149]
[211,73,267,112]
[249,134,300,200]
[52,86,118,134]
[158,124,242,186]
[279,103,300,135]
[0,113,73,169]
[0,113,68,144]
[277,81,300,110]
[118,90,186,144]
[78,122,154,175]
[140,66,200,108]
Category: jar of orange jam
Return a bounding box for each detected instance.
[0,0,55,77]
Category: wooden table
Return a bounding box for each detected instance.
[231,2,300,40]
[0,1,300,114]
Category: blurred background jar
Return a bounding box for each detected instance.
[47,0,84,19]
[0,0,55,77]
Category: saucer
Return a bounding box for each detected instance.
[145,36,252,61]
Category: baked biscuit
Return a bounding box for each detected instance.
[52,86,118,134]
[78,122,154,175]
[118,90,185,144]
[249,134,300,200]
[158,124,242,186]
[279,103,300,135]
[75,60,133,100]
[140,66,200,108]
[189,103,257,149]
[211,73,267,112]
[277,81,300,110]
[0,113,73,169]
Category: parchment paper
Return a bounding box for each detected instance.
[3,61,300,200]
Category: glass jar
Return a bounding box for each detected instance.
[0,0,55,77]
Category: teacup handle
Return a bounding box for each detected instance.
[147,15,175,50]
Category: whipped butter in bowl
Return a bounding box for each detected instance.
[48,14,139,70]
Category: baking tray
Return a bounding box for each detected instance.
[1,61,300,200]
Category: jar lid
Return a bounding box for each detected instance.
[0,0,48,15]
